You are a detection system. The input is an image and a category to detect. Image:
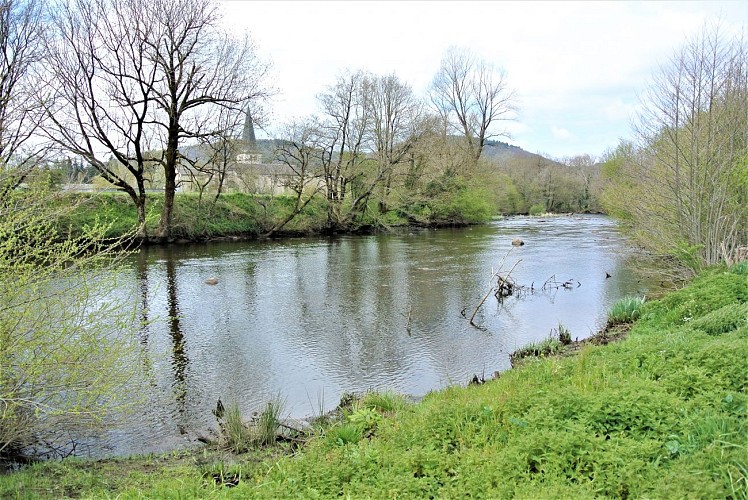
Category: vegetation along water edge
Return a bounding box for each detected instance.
[1,262,746,498]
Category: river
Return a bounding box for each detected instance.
[86,215,651,457]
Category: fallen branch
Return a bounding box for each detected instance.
[469,253,521,327]
[465,260,583,329]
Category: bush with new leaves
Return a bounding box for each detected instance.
[0,175,141,460]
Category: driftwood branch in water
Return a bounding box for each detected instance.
[469,253,521,327]
[466,258,582,329]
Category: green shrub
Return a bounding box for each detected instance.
[0,183,141,459]
[326,423,364,446]
[688,302,748,336]
[529,203,546,216]
[730,261,748,275]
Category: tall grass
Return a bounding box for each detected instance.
[607,295,645,325]
[254,395,287,446]
[220,403,254,453]
[217,394,287,452]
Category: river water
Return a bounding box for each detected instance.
[89,215,650,457]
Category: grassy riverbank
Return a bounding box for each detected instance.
[53,190,496,242]
[2,264,746,498]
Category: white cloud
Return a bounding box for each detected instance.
[551,126,575,141]
[219,0,748,157]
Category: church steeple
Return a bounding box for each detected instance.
[236,106,262,164]
[242,107,257,150]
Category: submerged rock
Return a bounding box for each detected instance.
[205,277,219,285]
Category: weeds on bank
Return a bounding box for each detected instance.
[218,395,288,453]
[510,322,572,365]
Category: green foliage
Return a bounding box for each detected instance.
[528,203,546,215]
[731,261,748,276]
[688,302,748,336]
[217,395,287,452]
[326,423,364,446]
[608,296,646,325]
[359,391,409,414]
[0,179,142,459]
[509,336,563,365]
[639,267,748,330]
[528,203,546,216]
[417,175,497,224]
[347,407,382,437]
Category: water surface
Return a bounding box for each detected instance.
[94,215,650,456]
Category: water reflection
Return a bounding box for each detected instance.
[165,253,188,430]
[93,216,655,457]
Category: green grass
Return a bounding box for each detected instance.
[1,265,746,498]
[608,295,646,325]
[509,336,564,365]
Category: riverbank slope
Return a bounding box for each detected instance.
[2,264,746,497]
[55,190,497,243]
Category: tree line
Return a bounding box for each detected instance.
[601,24,747,271]
[1,0,611,241]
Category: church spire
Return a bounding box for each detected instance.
[242,106,257,150]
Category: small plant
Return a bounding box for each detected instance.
[215,394,287,451]
[307,388,330,427]
[607,296,645,325]
[220,403,254,453]
[730,261,748,275]
[254,394,287,446]
[556,323,572,345]
[360,391,408,414]
[199,462,242,488]
[348,407,382,437]
[327,423,363,446]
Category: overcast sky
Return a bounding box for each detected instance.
[218,1,747,159]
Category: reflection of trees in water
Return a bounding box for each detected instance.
[135,250,150,344]
[165,254,189,428]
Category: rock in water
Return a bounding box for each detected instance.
[205,277,219,285]
[511,239,525,246]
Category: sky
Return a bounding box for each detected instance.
[218,0,748,160]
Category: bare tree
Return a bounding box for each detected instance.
[632,24,748,267]
[366,73,422,212]
[317,70,370,230]
[44,0,271,240]
[0,0,47,190]
[182,106,244,208]
[263,119,325,236]
[429,47,516,166]
[145,0,271,239]
[43,0,158,236]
